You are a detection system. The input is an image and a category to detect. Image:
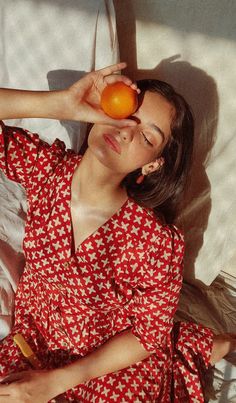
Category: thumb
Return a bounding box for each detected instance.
[104,117,137,128]
[93,110,137,128]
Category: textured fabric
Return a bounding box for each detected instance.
[0,121,213,402]
[131,1,236,285]
[0,0,119,340]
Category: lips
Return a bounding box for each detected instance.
[103,134,121,154]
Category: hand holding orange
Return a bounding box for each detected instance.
[101,82,138,119]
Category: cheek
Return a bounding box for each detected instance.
[87,127,105,154]
[124,148,154,172]
[87,125,100,143]
[132,137,157,163]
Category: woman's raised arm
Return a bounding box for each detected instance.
[0,62,137,127]
[0,87,65,121]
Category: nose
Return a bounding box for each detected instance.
[119,126,136,143]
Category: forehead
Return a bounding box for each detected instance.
[135,91,175,139]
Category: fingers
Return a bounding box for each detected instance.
[88,108,137,127]
[0,395,11,400]
[104,74,140,93]
[0,372,21,384]
[97,62,127,76]
[130,83,141,93]
[0,382,10,398]
[104,118,137,128]
[105,74,132,86]
[96,117,137,128]
[97,62,140,94]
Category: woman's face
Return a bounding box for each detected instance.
[88,91,175,175]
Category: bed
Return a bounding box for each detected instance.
[0,1,235,401]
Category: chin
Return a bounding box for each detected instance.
[91,147,118,169]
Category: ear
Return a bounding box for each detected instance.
[142,157,165,175]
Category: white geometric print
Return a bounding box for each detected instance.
[0,121,213,402]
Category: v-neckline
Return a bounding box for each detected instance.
[67,154,130,257]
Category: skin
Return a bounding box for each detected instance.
[0,63,235,402]
[0,62,138,125]
[70,90,172,249]
[86,91,172,176]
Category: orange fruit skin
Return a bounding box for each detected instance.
[101,82,138,119]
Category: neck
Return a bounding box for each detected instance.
[74,149,127,205]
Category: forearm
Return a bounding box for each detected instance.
[0,88,68,120]
[54,329,151,395]
[210,333,236,365]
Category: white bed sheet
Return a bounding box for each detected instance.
[0,0,118,337]
[130,0,236,286]
[176,273,236,402]
[0,1,235,401]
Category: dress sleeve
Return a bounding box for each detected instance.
[124,226,185,354]
[0,120,66,193]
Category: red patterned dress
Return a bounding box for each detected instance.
[0,121,213,402]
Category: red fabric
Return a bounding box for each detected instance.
[0,121,213,402]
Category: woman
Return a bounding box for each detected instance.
[0,62,235,403]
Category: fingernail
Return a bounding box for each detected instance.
[121,122,136,127]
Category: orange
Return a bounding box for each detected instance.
[101,82,138,119]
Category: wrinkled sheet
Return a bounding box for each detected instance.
[176,273,236,403]
[130,0,236,285]
[0,1,235,402]
[0,0,118,334]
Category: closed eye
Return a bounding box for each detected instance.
[141,132,153,147]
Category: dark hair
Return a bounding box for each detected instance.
[121,79,194,224]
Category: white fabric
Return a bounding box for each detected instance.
[0,0,118,338]
[0,1,235,400]
[118,3,236,400]
[133,0,236,285]
[176,273,236,403]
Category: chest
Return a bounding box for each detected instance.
[70,178,128,252]
[70,202,112,251]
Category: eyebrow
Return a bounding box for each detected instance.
[148,123,165,143]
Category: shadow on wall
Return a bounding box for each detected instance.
[47,70,88,152]
[49,2,219,282]
[114,1,219,282]
[137,58,219,283]
[49,65,219,283]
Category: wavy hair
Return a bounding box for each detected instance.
[121,79,194,224]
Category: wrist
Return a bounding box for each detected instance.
[49,363,85,396]
[43,89,69,121]
[60,88,83,121]
[39,369,64,398]
[46,367,69,396]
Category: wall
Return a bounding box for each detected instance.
[114,0,236,284]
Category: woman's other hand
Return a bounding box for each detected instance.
[62,62,139,126]
[0,369,63,403]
